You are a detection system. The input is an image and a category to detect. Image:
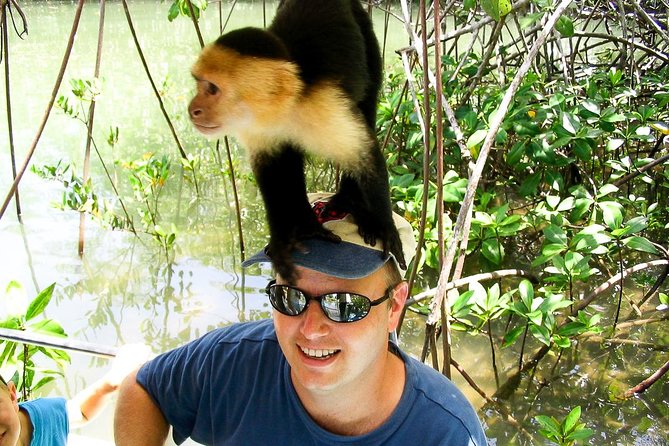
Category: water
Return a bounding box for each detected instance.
[0,1,667,445]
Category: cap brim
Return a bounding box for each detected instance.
[242,239,390,279]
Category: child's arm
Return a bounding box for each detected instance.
[67,344,153,428]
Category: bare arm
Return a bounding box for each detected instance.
[66,378,117,428]
[113,369,170,445]
[67,343,153,428]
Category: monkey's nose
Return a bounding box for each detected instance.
[189,106,202,119]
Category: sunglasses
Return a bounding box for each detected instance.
[265,280,395,323]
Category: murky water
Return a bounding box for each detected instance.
[0,1,667,445]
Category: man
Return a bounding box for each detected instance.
[113,193,488,445]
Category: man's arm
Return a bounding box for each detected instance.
[114,369,170,445]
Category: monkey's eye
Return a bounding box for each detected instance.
[205,81,220,96]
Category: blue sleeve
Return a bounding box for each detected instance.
[19,397,69,445]
[136,331,218,444]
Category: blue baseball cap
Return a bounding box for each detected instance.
[242,192,416,279]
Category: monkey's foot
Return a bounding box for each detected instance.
[356,218,407,271]
[302,224,342,244]
[267,238,301,284]
[267,224,341,284]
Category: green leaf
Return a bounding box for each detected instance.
[542,243,567,257]
[599,201,623,229]
[25,283,56,322]
[545,224,568,245]
[518,279,534,305]
[466,129,488,149]
[518,172,542,197]
[622,236,659,254]
[622,216,648,235]
[573,138,592,161]
[563,406,582,434]
[562,112,581,135]
[527,310,544,327]
[502,325,525,347]
[519,12,543,29]
[481,0,512,20]
[463,0,477,10]
[554,336,571,348]
[566,427,595,440]
[555,15,574,37]
[529,324,551,345]
[481,238,503,265]
[29,319,67,337]
[597,184,619,197]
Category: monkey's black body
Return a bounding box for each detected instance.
[216,0,404,280]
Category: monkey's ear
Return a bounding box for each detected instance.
[270,62,303,99]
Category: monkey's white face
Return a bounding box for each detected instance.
[188,44,303,146]
[188,77,251,137]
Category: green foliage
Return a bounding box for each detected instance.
[481,0,512,21]
[56,78,101,122]
[167,0,207,22]
[121,153,177,253]
[379,59,668,352]
[0,282,70,400]
[657,292,668,311]
[31,161,101,216]
[47,77,178,255]
[535,406,594,445]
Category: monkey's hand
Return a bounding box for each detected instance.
[268,224,341,283]
[355,215,407,271]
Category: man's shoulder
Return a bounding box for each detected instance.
[397,348,487,443]
[18,396,67,413]
[198,318,277,346]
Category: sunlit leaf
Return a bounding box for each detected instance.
[529,324,551,345]
[466,129,488,149]
[544,224,568,245]
[563,406,582,433]
[481,0,512,20]
[481,238,504,265]
[598,201,623,229]
[25,283,56,322]
[622,236,659,254]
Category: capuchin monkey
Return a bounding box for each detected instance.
[188,0,406,281]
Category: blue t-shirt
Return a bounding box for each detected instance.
[18,397,69,446]
[138,319,487,445]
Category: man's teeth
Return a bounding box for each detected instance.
[301,347,338,358]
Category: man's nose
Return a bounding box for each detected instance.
[299,300,330,339]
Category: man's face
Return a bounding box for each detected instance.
[0,382,21,446]
[273,266,405,395]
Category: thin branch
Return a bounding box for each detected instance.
[0,0,86,221]
[406,269,538,306]
[621,358,669,398]
[574,259,669,315]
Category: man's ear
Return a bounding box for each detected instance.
[7,380,19,409]
[388,281,409,332]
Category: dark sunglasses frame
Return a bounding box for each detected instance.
[265,280,395,323]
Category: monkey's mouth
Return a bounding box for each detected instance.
[192,123,221,135]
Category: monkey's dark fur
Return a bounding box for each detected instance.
[189,0,405,281]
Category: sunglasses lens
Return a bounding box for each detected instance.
[321,293,371,322]
[266,283,375,323]
[269,285,306,316]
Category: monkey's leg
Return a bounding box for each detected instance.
[253,146,339,282]
[328,147,406,270]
